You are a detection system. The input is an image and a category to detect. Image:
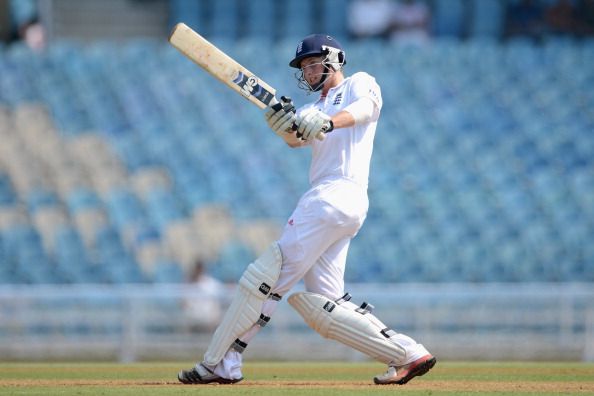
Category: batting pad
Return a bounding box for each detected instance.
[288,292,406,365]
[203,242,282,366]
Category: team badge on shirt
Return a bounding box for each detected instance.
[333,93,343,105]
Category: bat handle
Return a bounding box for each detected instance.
[270,96,294,113]
[291,124,326,141]
[270,102,284,112]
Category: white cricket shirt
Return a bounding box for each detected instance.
[297,72,382,189]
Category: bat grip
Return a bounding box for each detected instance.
[294,127,326,141]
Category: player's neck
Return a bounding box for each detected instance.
[321,71,344,96]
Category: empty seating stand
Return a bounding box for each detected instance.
[0,37,592,284]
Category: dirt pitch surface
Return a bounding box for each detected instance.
[1,361,594,396]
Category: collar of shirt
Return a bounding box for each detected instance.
[316,76,350,104]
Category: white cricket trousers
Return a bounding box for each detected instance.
[275,176,369,299]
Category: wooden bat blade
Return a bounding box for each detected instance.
[168,23,277,109]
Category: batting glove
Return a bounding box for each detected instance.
[295,108,333,142]
[265,96,297,136]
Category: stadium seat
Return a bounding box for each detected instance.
[104,187,146,229]
[431,0,465,38]
[210,239,255,283]
[152,261,185,283]
[25,188,60,213]
[283,0,315,41]
[143,188,186,231]
[168,0,203,32]
[53,225,96,282]
[0,173,16,206]
[243,0,276,42]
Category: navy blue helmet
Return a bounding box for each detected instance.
[289,34,346,69]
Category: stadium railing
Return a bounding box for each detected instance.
[0,282,592,362]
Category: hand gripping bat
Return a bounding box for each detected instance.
[168,23,326,140]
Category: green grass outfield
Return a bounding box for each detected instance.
[1,361,594,396]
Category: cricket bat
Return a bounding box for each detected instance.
[168,23,325,140]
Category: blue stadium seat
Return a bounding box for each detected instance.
[3,224,61,284]
[283,0,314,41]
[210,0,240,40]
[244,0,276,42]
[210,240,255,283]
[105,187,146,229]
[66,188,102,213]
[102,258,145,284]
[144,188,186,231]
[53,225,96,282]
[0,173,16,206]
[152,262,185,283]
[320,0,349,41]
[0,266,15,284]
[110,134,154,171]
[468,0,505,38]
[25,188,60,213]
[1,43,38,104]
[431,0,465,38]
[168,0,203,31]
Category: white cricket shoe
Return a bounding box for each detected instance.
[373,354,436,385]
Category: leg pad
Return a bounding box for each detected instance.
[288,292,406,365]
[203,243,282,366]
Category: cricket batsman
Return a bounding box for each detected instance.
[178,33,436,385]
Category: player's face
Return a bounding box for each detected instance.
[300,56,325,86]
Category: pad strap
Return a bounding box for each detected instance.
[335,293,352,305]
[355,302,374,314]
[231,338,248,353]
[269,293,283,301]
[256,313,271,327]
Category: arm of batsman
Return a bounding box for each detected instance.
[295,108,332,142]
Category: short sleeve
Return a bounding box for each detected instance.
[349,72,382,111]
